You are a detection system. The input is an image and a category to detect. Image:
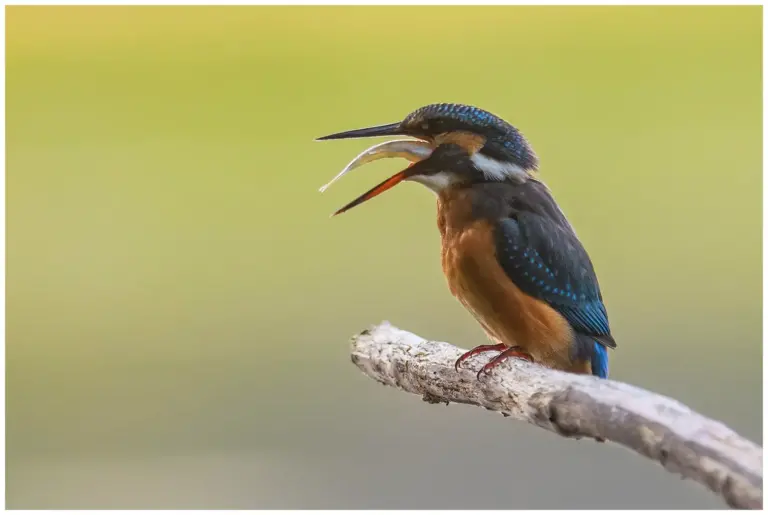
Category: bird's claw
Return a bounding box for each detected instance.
[475,347,534,380]
[454,343,507,372]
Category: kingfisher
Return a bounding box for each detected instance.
[317,103,616,379]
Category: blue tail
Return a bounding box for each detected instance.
[590,340,609,378]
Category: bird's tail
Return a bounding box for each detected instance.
[590,340,610,379]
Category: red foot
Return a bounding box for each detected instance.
[477,347,534,380]
[454,343,506,372]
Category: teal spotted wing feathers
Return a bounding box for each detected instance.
[493,210,616,376]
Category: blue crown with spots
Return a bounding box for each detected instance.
[402,103,539,171]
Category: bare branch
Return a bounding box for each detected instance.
[350,322,762,510]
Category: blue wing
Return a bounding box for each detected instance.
[493,211,615,377]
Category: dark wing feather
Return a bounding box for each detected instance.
[494,212,616,349]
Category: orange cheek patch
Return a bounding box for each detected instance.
[435,131,487,154]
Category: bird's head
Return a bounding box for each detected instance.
[317,103,538,215]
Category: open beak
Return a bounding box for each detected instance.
[317,138,434,216]
[330,168,413,216]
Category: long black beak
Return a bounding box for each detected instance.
[316,122,403,141]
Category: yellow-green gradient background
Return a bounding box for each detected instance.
[6,5,762,509]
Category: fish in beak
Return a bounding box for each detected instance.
[316,132,434,215]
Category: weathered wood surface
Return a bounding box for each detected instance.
[350,322,762,509]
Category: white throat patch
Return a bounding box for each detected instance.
[409,171,458,193]
[470,153,528,183]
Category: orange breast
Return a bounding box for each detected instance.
[437,190,580,371]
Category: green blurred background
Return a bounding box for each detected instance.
[6,5,762,509]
